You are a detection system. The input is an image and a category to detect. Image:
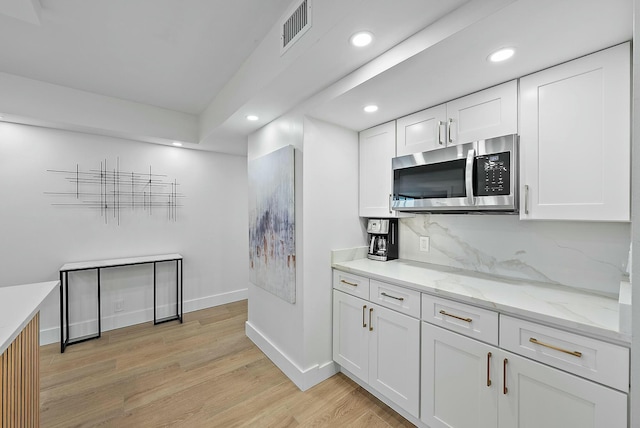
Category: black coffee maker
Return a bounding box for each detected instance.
[366,218,398,261]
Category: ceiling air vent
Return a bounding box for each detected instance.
[280,0,312,55]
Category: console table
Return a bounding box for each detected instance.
[59,254,183,353]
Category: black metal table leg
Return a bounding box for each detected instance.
[97,268,102,338]
[65,273,70,350]
[153,261,157,324]
[60,271,64,353]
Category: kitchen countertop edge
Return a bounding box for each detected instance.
[0,281,59,355]
[332,259,630,346]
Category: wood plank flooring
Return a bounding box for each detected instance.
[39,301,415,427]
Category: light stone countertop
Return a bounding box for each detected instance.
[332,257,629,345]
[0,281,58,354]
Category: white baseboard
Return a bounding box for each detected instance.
[40,289,248,346]
[245,321,338,392]
[184,288,247,313]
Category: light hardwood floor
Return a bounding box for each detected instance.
[40,301,415,427]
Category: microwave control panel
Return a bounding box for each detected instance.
[475,152,510,196]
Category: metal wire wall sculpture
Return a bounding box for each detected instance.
[46,158,184,224]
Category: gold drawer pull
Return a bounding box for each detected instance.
[439,310,472,323]
[503,358,508,395]
[362,305,367,328]
[381,292,404,301]
[340,279,358,287]
[369,308,374,332]
[529,338,582,358]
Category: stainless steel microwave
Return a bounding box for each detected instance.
[391,134,518,213]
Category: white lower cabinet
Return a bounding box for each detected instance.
[333,290,370,381]
[421,322,628,428]
[333,269,629,427]
[499,349,627,428]
[333,290,420,417]
[421,322,497,428]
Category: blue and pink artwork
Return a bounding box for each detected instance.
[248,145,296,303]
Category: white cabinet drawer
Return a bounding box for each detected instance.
[500,315,629,392]
[333,270,370,299]
[370,280,420,318]
[421,294,498,346]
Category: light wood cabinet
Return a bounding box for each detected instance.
[333,289,420,417]
[359,121,397,217]
[1,313,40,428]
[519,42,630,221]
[396,81,517,156]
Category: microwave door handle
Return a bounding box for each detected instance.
[465,149,476,205]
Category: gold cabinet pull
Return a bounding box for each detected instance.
[503,358,508,395]
[381,292,404,301]
[369,308,374,331]
[340,279,358,287]
[486,352,492,387]
[362,305,367,328]
[529,337,582,358]
[439,310,472,323]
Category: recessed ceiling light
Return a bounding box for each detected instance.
[246,115,259,121]
[363,105,379,113]
[488,48,515,63]
[172,141,183,147]
[350,31,374,47]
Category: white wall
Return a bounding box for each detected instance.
[246,112,306,369]
[302,117,364,374]
[399,215,630,296]
[245,114,363,390]
[0,122,248,344]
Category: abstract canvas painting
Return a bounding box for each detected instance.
[248,145,296,303]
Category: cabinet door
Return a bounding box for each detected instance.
[332,291,369,381]
[499,350,627,428]
[369,303,420,418]
[519,43,630,221]
[359,121,396,217]
[421,323,498,428]
[446,80,517,146]
[396,104,447,156]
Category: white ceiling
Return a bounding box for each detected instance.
[0,0,292,114]
[0,0,633,154]
[310,0,633,131]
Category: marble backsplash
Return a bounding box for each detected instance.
[399,214,630,296]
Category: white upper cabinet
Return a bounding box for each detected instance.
[447,80,518,146]
[396,104,447,156]
[359,121,410,218]
[519,43,630,221]
[396,81,517,156]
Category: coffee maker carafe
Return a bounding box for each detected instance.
[367,219,398,261]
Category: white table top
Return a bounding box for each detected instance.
[332,258,628,345]
[0,281,58,355]
[60,253,183,272]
